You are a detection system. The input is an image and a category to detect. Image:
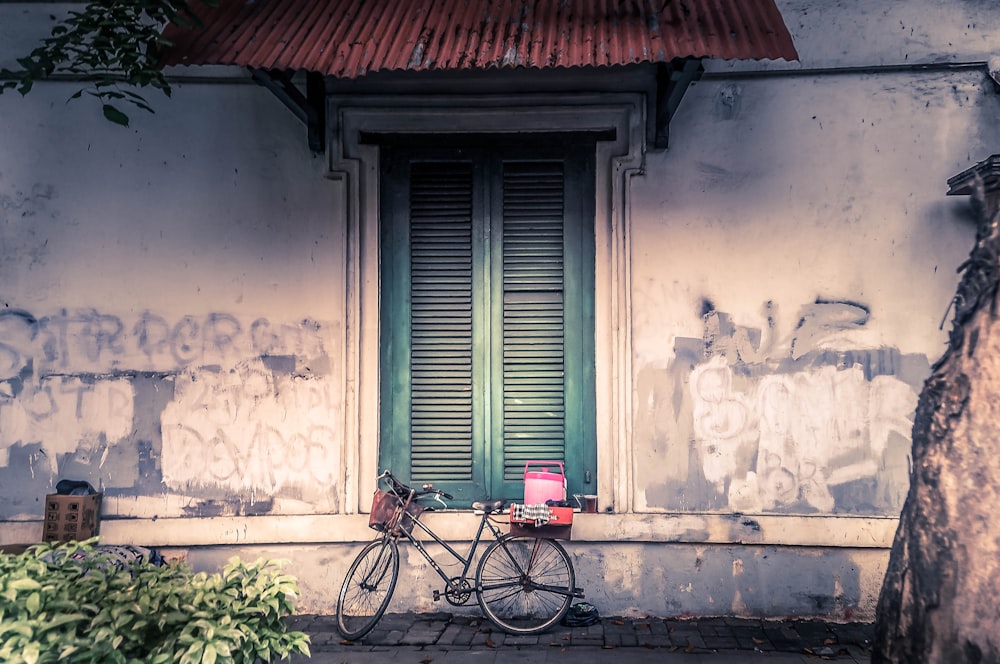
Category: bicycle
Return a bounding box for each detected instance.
[336,469,582,640]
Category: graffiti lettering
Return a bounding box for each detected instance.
[0,310,38,380]
[0,307,328,374]
[160,360,340,494]
[0,307,335,493]
[700,299,872,367]
[0,378,136,470]
[685,300,918,513]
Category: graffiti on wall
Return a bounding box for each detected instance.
[0,306,339,516]
[0,308,326,376]
[0,180,56,283]
[643,298,921,514]
[691,356,916,512]
[0,377,134,470]
[160,359,339,494]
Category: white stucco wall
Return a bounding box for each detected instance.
[0,10,347,518]
[629,66,1000,515]
[2,0,999,620]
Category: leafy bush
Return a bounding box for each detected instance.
[0,539,310,664]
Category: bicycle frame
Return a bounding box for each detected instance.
[392,507,506,601]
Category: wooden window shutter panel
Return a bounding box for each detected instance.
[409,161,476,482]
[498,160,567,482]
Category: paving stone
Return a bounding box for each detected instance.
[702,636,740,650]
[631,622,653,636]
[299,611,876,659]
[648,620,671,636]
[399,631,440,645]
[722,617,761,628]
[366,629,406,645]
[437,624,470,645]
[736,636,772,651]
[504,634,541,646]
[603,632,639,647]
[471,631,505,647]
[683,632,709,649]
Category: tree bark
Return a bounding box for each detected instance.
[873,185,1000,663]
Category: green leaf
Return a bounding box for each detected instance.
[25,592,40,615]
[7,578,42,592]
[102,104,130,126]
[23,642,41,664]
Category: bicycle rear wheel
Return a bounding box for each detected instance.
[336,537,399,640]
[475,535,575,635]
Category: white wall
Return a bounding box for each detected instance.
[0,5,347,518]
[629,66,999,515]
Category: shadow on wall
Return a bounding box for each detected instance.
[637,299,926,515]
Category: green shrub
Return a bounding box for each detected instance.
[0,539,310,664]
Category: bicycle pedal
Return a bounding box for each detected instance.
[433,590,441,601]
[574,588,586,598]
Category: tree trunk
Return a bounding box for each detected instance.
[873,181,1000,663]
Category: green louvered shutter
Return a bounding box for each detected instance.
[492,161,568,495]
[409,162,476,483]
[380,142,596,504]
[380,155,487,501]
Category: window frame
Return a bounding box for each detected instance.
[377,140,598,503]
[329,94,644,516]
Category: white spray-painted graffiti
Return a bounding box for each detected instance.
[691,358,916,512]
[0,377,135,470]
[0,307,339,504]
[687,300,918,512]
[160,360,339,493]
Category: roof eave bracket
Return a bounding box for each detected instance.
[654,58,704,150]
[249,68,326,153]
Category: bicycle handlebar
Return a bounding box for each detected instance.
[379,470,454,501]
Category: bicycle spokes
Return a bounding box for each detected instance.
[361,544,394,589]
[476,537,575,635]
[336,538,400,641]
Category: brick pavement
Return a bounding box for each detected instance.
[287,612,874,661]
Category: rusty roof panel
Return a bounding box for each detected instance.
[161,0,798,77]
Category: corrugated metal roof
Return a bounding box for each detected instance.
[160,0,798,77]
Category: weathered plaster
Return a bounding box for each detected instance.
[712,0,1000,73]
[0,64,345,520]
[0,308,343,518]
[628,66,997,515]
[173,541,888,621]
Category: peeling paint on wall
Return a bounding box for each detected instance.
[637,299,924,515]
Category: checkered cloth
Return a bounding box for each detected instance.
[511,503,551,526]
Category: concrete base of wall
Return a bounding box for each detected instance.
[0,512,892,621]
[173,541,886,622]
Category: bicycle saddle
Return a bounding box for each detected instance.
[472,499,507,514]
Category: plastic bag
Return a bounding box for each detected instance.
[561,602,601,627]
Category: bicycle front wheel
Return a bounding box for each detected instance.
[336,537,399,640]
[476,536,575,635]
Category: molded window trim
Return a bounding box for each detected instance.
[328,93,644,515]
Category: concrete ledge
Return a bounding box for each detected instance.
[0,512,898,549]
